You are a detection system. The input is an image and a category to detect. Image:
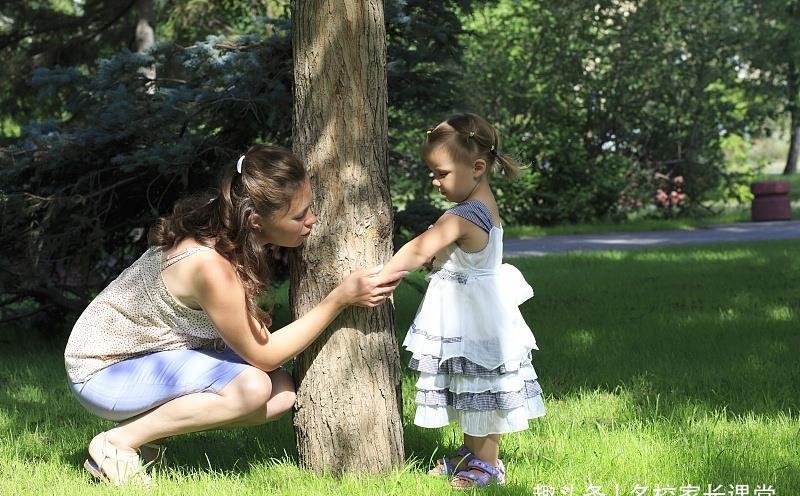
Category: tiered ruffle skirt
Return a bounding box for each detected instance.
[403,263,546,436]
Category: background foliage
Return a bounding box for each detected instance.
[0,0,795,332]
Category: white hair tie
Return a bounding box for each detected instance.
[236,155,246,174]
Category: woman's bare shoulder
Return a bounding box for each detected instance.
[161,238,239,305]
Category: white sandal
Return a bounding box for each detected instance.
[84,432,152,487]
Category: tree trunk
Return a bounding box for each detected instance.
[786,116,800,175]
[134,0,156,94]
[289,0,404,476]
[784,60,799,174]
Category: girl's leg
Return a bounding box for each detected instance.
[102,367,296,450]
[450,433,502,488]
[463,433,500,466]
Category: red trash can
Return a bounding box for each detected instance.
[751,181,791,221]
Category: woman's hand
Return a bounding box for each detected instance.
[336,265,406,307]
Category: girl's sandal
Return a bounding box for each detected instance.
[428,445,473,477]
[450,458,506,490]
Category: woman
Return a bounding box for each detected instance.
[64,145,404,486]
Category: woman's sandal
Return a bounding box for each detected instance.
[450,458,506,489]
[428,444,474,476]
[84,432,152,487]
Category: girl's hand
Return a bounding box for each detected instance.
[336,265,406,307]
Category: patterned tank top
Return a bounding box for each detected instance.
[64,246,223,383]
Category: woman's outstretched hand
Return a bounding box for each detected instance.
[337,265,406,308]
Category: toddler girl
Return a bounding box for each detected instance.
[380,113,545,489]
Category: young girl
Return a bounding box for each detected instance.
[379,114,545,489]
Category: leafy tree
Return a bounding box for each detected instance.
[739,0,800,174]
[0,0,144,137]
[0,27,294,330]
[384,0,479,213]
[0,0,478,331]
[0,0,288,138]
[461,0,756,224]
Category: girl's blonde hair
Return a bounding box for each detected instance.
[422,113,522,179]
[148,145,307,329]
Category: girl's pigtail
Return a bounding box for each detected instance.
[496,152,522,180]
[491,126,521,180]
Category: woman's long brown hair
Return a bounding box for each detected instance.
[148,145,307,329]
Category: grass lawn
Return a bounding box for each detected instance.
[1,240,798,495]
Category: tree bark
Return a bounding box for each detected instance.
[134,0,155,94]
[290,0,404,476]
[786,113,800,175]
[784,56,800,174]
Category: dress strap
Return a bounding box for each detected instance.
[445,200,495,233]
[161,247,215,271]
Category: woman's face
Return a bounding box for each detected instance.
[254,180,317,247]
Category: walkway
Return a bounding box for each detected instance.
[504,220,800,256]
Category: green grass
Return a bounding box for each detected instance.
[503,209,767,239]
[1,240,798,494]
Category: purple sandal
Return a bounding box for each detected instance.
[428,445,473,476]
[451,458,506,489]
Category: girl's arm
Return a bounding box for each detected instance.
[194,256,404,371]
[379,213,471,276]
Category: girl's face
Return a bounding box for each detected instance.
[425,145,481,203]
[253,180,317,247]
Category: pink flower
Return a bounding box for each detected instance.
[656,189,668,202]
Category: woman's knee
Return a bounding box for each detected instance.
[221,367,273,412]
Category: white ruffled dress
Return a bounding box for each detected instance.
[403,200,546,437]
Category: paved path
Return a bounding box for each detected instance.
[504,220,800,257]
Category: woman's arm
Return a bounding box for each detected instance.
[378,213,469,276]
[194,257,403,371]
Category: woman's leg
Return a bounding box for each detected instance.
[102,367,296,450]
[214,368,297,429]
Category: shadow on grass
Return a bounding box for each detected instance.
[0,338,297,477]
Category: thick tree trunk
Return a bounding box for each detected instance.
[786,117,800,175]
[289,0,404,476]
[134,0,155,94]
[784,61,799,174]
